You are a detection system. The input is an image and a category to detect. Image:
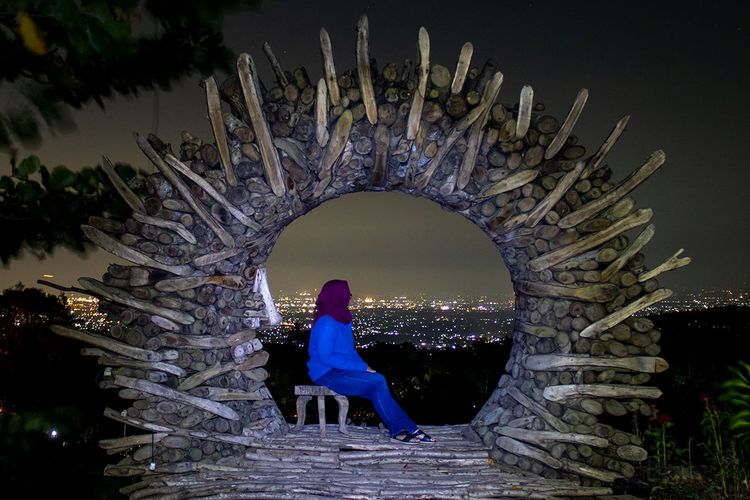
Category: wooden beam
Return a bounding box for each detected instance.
[101,156,146,214]
[457,72,504,190]
[600,223,655,282]
[545,88,588,160]
[316,78,329,146]
[356,15,377,124]
[638,249,691,282]
[134,133,235,248]
[312,110,353,197]
[580,288,673,338]
[79,277,195,325]
[114,375,240,420]
[515,85,533,138]
[450,42,473,94]
[543,384,663,402]
[559,150,665,229]
[528,208,653,272]
[407,27,430,140]
[81,224,193,276]
[523,354,669,373]
[516,280,618,303]
[204,76,238,186]
[319,28,341,106]
[51,324,161,362]
[524,160,586,228]
[237,53,286,197]
[581,115,630,179]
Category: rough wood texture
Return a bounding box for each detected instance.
[516,85,534,138]
[319,28,341,106]
[135,133,236,248]
[523,354,669,373]
[81,224,193,276]
[79,277,195,325]
[114,375,240,420]
[545,88,588,160]
[313,110,353,197]
[457,72,503,190]
[205,76,238,186]
[529,208,653,272]
[543,384,663,402]
[101,156,146,214]
[451,42,473,94]
[315,78,329,146]
[356,15,378,124]
[51,325,161,362]
[559,150,665,229]
[407,27,430,140]
[580,289,673,338]
[237,53,286,197]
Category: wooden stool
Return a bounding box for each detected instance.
[293,385,350,436]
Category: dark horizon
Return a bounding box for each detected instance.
[1,0,748,298]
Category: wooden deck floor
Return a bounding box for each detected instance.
[121,424,614,499]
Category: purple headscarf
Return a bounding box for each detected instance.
[312,280,353,327]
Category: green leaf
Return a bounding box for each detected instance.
[15,155,40,179]
[48,166,77,190]
[17,180,43,202]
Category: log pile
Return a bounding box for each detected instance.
[51,13,687,493]
[116,425,613,498]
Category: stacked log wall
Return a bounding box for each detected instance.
[52,14,687,486]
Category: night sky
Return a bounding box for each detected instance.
[1,1,748,298]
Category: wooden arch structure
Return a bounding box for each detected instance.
[52,14,690,496]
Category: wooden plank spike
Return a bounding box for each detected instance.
[262,41,288,87]
[456,71,504,190]
[316,78,330,147]
[638,249,691,282]
[237,53,286,197]
[559,150,665,229]
[515,85,534,138]
[134,132,236,248]
[356,14,378,125]
[545,88,589,160]
[406,27,430,140]
[101,156,146,214]
[581,114,630,179]
[600,224,655,282]
[580,288,673,338]
[312,110,353,198]
[319,28,341,106]
[451,42,473,94]
[204,76,238,186]
[529,208,653,272]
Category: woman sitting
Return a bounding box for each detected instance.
[306,279,434,443]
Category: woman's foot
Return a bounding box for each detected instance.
[391,430,421,444]
[409,429,435,443]
[391,429,435,444]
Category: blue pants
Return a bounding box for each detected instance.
[314,368,417,437]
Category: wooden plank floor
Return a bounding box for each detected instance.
[122,424,614,499]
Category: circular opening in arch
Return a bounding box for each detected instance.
[262,191,514,425]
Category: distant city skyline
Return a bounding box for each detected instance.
[2,1,749,297]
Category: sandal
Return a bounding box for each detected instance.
[391,430,421,444]
[410,429,436,443]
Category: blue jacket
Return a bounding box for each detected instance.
[307,315,368,382]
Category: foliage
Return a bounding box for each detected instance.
[0,0,261,153]
[0,155,148,263]
[720,361,750,450]
[0,0,263,264]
